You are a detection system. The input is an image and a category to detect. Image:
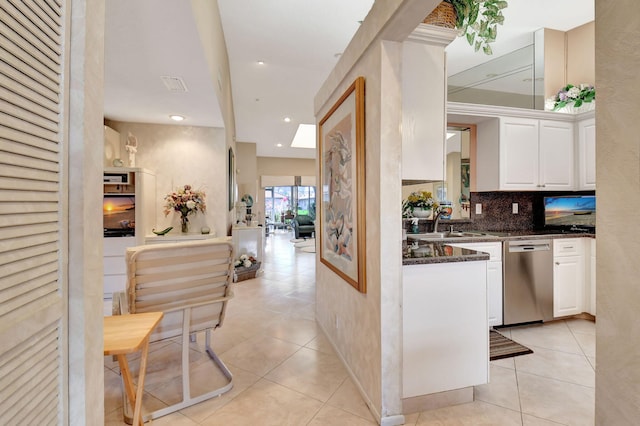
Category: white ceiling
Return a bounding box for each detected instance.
[103,0,594,159]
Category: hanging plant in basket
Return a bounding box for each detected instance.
[425,0,509,55]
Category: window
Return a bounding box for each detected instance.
[264,186,316,222]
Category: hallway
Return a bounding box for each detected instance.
[105,232,595,425]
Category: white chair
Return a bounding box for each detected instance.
[113,239,235,422]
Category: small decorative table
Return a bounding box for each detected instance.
[104,312,163,426]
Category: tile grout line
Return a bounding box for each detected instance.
[565,321,595,370]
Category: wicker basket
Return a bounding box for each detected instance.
[234,261,261,282]
[423,1,456,29]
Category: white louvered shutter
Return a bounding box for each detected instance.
[0,0,67,424]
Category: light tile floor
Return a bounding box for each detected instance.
[104,232,596,425]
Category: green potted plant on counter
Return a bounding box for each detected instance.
[426,0,509,54]
[403,191,439,219]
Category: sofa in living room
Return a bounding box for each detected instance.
[291,215,315,239]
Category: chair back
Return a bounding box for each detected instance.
[125,240,234,342]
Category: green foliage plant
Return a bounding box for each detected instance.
[444,0,508,54]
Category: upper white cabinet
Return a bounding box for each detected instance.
[499,117,540,189]
[402,26,456,182]
[578,117,596,190]
[476,116,574,191]
[539,120,575,190]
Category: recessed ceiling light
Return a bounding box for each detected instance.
[257,61,265,65]
[169,115,185,121]
[291,124,316,149]
[276,143,283,148]
[284,117,291,123]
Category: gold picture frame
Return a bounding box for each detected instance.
[318,77,366,293]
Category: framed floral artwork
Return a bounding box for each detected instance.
[318,77,366,293]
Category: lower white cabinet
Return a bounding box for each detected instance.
[402,261,488,398]
[448,242,503,326]
[103,236,136,315]
[553,239,585,317]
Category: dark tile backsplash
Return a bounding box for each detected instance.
[470,192,538,231]
[404,190,595,233]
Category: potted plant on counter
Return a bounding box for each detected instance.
[403,191,439,218]
[425,0,509,55]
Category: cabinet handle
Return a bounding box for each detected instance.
[565,246,574,249]
[555,262,560,265]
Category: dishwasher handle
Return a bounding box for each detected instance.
[507,240,551,253]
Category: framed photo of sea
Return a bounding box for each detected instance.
[543,195,595,231]
[318,77,366,293]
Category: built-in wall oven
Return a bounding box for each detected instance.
[503,239,553,326]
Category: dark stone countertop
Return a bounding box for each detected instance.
[403,230,595,265]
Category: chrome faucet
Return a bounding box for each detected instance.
[432,207,444,233]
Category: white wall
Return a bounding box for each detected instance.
[67,0,106,423]
[190,0,237,231]
[106,121,227,237]
[313,0,441,422]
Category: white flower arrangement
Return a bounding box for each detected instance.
[547,84,595,111]
[234,254,257,268]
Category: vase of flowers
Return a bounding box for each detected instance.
[403,191,439,218]
[547,84,596,113]
[163,184,206,233]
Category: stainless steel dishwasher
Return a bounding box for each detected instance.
[503,239,554,326]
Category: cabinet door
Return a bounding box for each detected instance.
[500,117,539,190]
[487,261,503,327]
[447,242,502,326]
[578,118,596,190]
[539,120,575,190]
[553,255,585,317]
[403,262,488,397]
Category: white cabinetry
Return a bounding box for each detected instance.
[476,116,575,191]
[499,117,539,189]
[448,242,503,326]
[403,261,488,398]
[578,117,596,190]
[232,226,265,270]
[539,120,575,190]
[103,237,135,303]
[401,26,456,182]
[553,238,585,317]
[103,168,156,315]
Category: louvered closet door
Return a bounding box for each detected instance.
[0,0,67,424]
